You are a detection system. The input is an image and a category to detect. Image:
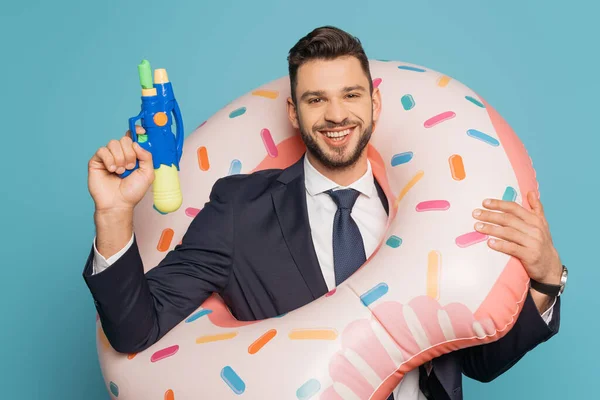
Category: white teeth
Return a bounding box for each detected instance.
[322,128,353,138]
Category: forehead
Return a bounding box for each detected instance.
[295,56,369,93]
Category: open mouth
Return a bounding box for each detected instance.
[318,126,357,145]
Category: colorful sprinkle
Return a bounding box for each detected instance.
[395,170,424,207]
[185,309,213,323]
[325,288,337,297]
[297,379,321,399]
[467,129,499,146]
[416,200,450,212]
[465,96,485,108]
[274,313,288,318]
[151,345,179,362]
[252,90,279,99]
[386,235,402,248]
[229,107,246,118]
[398,65,426,72]
[288,329,338,340]
[427,250,441,300]
[437,75,452,87]
[503,186,517,201]
[109,382,119,397]
[456,231,488,248]
[164,389,175,400]
[153,204,168,215]
[401,94,415,110]
[185,207,201,218]
[127,353,137,360]
[196,332,238,344]
[449,154,466,181]
[221,366,246,395]
[198,120,207,128]
[360,283,389,306]
[424,111,456,128]
[197,146,210,171]
[157,228,174,252]
[373,78,382,88]
[261,128,278,157]
[248,329,277,354]
[229,159,242,175]
[391,151,414,166]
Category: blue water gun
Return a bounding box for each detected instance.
[120,59,184,213]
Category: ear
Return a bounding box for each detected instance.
[371,86,382,131]
[287,97,300,129]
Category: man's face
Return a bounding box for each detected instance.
[287,56,381,170]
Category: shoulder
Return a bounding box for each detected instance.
[209,167,290,202]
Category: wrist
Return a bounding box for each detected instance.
[94,208,134,259]
[94,206,135,219]
[530,263,568,299]
[537,266,563,285]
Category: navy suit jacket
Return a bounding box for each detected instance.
[83,155,561,400]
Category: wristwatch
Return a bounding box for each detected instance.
[530,265,568,297]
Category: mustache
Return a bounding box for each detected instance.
[313,120,361,131]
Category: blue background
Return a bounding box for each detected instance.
[1,0,596,398]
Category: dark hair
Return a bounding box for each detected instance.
[287,26,373,104]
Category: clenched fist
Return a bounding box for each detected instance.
[88,126,155,213]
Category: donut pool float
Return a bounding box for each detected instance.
[94,59,537,399]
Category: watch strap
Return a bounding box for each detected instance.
[530,278,561,297]
[530,265,567,297]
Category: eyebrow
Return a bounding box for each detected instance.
[299,85,367,102]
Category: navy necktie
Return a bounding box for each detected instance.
[327,189,367,286]
[328,188,395,400]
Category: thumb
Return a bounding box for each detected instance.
[528,190,544,216]
[133,142,153,171]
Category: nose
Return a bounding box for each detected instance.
[324,98,349,125]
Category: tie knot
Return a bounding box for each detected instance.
[327,188,360,210]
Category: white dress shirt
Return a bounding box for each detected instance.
[303,156,427,399]
[92,156,555,399]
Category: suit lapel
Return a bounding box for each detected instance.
[374,178,389,216]
[270,149,394,300]
[271,156,329,299]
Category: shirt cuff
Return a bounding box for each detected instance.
[540,296,557,325]
[92,233,135,274]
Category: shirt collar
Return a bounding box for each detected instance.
[303,154,376,198]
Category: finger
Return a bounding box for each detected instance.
[473,208,533,235]
[527,191,545,217]
[475,222,537,248]
[120,135,137,169]
[107,139,126,174]
[92,147,116,172]
[132,142,153,171]
[481,198,541,227]
[125,125,146,139]
[487,238,530,261]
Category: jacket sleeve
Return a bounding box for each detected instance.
[82,178,235,354]
[459,290,561,383]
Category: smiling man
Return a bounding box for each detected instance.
[84,25,565,400]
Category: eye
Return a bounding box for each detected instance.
[308,98,322,104]
[346,93,360,99]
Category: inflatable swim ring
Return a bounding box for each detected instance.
[95,59,537,399]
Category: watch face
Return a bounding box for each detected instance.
[559,265,568,295]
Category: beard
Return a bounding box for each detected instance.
[299,118,373,170]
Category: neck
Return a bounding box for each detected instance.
[306,151,369,187]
